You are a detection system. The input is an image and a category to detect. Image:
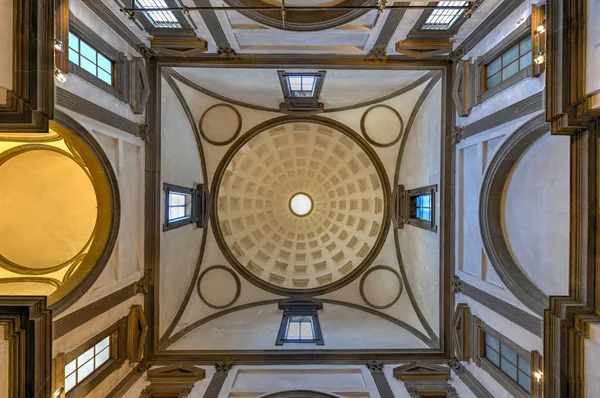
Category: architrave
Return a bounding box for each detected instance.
[479,113,550,316]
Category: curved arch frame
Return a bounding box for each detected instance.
[47,111,121,315]
[479,113,550,316]
[259,391,341,398]
[210,116,392,297]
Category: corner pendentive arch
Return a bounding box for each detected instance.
[479,113,550,316]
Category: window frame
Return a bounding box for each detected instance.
[130,0,194,35]
[475,321,540,398]
[68,13,127,101]
[406,185,437,232]
[277,70,326,113]
[275,299,324,346]
[409,1,470,39]
[163,183,207,231]
[63,319,127,398]
[475,17,533,104]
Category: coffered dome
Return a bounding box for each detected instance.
[214,119,388,293]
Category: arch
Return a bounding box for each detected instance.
[479,113,550,316]
[259,391,341,398]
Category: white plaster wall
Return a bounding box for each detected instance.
[457,0,544,126]
[503,132,570,296]
[170,303,428,350]
[0,327,7,398]
[397,81,442,334]
[59,0,147,122]
[585,323,600,398]
[159,78,205,336]
[0,0,13,103]
[53,108,145,316]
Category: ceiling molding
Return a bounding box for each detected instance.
[193,0,231,47]
[396,39,453,59]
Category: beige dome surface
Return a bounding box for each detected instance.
[215,120,387,292]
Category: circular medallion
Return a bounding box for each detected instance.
[360,105,404,147]
[212,118,390,295]
[197,265,241,309]
[359,265,403,309]
[199,103,242,146]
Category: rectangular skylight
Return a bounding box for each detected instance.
[422,1,468,30]
[286,75,317,98]
[136,0,181,28]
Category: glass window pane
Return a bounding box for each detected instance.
[98,69,112,85]
[68,33,79,51]
[97,54,112,72]
[485,334,500,351]
[487,57,502,77]
[286,321,300,339]
[421,208,431,221]
[79,41,97,64]
[95,346,110,367]
[518,371,531,392]
[288,76,302,91]
[416,196,423,206]
[77,358,95,382]
[78,347,94,365]
[519,356,531,372]
[520,53,532,70]
[487,72,502,89]
[416,208,423,219]
[501,343,517,365]
[300,321,314,339]
[80,58,97,75]
[65,373,77,392]
[502,45,519,66]
[168,207,179,221]
[65,359,77,376]
[302,76,315,91]
[95,336,110,352]
[421,194,431,207]
[68,51,79,65]
[485,345,501,366]
[520,37,532,55]
[502,61,519,80]
[501,357,518,380]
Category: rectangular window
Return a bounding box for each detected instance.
[65,337,111,393]
[486,36,532,90]
[484,333,532,393]
[405,185,437,232]
[276,300,324,345]
[136,0,181,28]
[68,32,113,85]
[168,191,192,222]
[163,183,207,231]
[414,194,432,221]
[286,75,317,98]
[422,1,468,30]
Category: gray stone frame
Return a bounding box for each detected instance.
[68,13,128,101]
[406,184,438,232]
[275,299,324,346]
[127,0,194,35]
[407,1,476,40]
[473,318,543,398]
[474,16,533,104]
[479,113,549,316]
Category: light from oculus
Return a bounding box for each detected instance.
[290,193,313,217]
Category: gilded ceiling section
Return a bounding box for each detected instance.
[215,121,387,291]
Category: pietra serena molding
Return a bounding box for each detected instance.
[0,0,54,133]
[479,113,550,316]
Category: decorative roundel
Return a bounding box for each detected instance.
[359,265,403,309]
[199,103,242,146]
[360,105,404,147]
[212,118,390,295]
[197,265,241,309]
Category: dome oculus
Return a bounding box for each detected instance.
[290,193,313,217]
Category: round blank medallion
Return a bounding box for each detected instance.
[361,105,404,147]
[360,265,403,309]
[199,104,242,146]
[289,192,313,217]
[197,265,241,309]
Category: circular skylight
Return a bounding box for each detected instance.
[290,193,313,217]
